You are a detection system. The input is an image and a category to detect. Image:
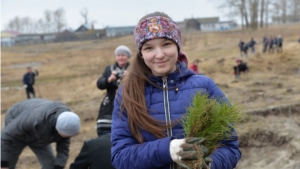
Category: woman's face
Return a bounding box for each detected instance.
[115,54,129,67]
[141,38,178,77]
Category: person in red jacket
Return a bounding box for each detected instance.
[189,59,201,74]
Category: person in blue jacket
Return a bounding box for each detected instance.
[22,66,39,99]
[111,11,241,169]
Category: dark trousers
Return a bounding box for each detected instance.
[263,44,268,53]
[277,43,282,53]
[234,66,239,76]
[1,139,55,169]
[26,85,35,99]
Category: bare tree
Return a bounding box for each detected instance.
[22,17,35,33]
[6,17,22,32]
[260,0,265,27]
[4,8,67,33]
[290,0,300,22]
[215,0,249,29]
[280,0,287,23]
[80,8,89,25]
[53,8,66,33]
[5,17,36,33]
[44,10,53,33]
[215,0,256,29]
[213,0,299,28]
[249,0,259,29]
[264,0,270,27]
[241,0,250,28]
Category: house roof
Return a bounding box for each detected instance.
[75,24,94,32]
[1,31,20,38]
[182,17,220,24]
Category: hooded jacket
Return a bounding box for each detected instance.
[111,63,241,169]
[1,98,71,168]
[70,129,114,169]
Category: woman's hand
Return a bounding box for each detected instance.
[169,137,212,169]
[108,71,117,83]
[123,70,128,76]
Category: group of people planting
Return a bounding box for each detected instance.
[238,37,257,57]
[262,35,283,54]
[235,35,284,79]
[2,12,241,169]
[239,35,283,57]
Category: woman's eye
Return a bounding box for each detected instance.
[143,47,152,51]
[164,43,171,46]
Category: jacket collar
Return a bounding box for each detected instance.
[114,62,130,70]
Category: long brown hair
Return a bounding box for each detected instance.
[119,12,175,143]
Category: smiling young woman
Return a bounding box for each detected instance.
[141,39,178,77]
[110,12,241,169]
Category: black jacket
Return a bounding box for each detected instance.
[69,133,115,169]
[96,62,129,119]
[23,70,38,86]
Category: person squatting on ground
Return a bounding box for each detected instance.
[111,12,241,169]
[189,59,201,74]
[234,59,249,79]
[1,98,81,169]
[23,66,39,99]
[69,114,115,169]
[96,45,131,134]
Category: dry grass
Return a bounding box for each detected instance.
[1,23,300,169]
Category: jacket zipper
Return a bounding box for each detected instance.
[162,77,175,169]
[162,77,172,137]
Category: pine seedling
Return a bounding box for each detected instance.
[181,92,243,169]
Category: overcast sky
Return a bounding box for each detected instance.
[1,0,233,31]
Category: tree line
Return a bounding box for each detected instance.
[5,8,96,34]
[4,1,300,33]
[217,0,300,29]
[5,8,68,34]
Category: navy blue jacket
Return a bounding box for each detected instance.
[23,70,38,86]
[111,63,241,169]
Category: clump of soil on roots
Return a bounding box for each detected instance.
[181,144,209,169]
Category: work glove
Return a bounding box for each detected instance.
[170,137,212,169]
[23,84,27,88]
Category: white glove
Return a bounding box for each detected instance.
[23,84,27,88]
[170,138,211,169]
[169,138,185,162]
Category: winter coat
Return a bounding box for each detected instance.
[189,63,199,74]
[1,98,72,168]
[277,37,283,46]
[96,62,129,120]
[249,40,256,47]
[239,41,244,50]
[69,133,115,169]
[238,63,249,73]
[23,70,38,86]
[111,63,241,169]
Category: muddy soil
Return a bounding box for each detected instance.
[236,103,300,169]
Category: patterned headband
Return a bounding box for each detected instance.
[134,16,182,52]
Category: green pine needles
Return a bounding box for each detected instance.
[182,92,243,154]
